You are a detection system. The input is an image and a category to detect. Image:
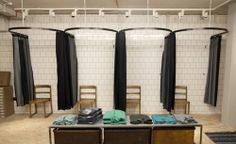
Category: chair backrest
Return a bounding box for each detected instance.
[127,85,141,100]
[79,85,97,100]
[175,85,187,100]
[34,85,52,99]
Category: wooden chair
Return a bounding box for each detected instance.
[173,85,190,114]
[126,85,141,114]
[29,85,53,118]
[77,85,97,111]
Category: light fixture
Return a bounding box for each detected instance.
[2,0,12,6]
[153,10,158,18]
[99,9,104,16]
[49,9,55,16]
[71,9,77,17]
[22,9,29,19]
[202,10,208,18]
[125,10,131,18]
[178,10,184,19]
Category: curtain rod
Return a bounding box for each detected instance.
[8,27,228,37]
[8,27,64,33]
[64,27,118,33]
[172,27,228,37]
[120,27,172,33]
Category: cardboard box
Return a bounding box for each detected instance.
[0,72,11,86]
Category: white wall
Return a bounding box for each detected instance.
[0,15,9,31]
[0,14,227,114]
[222,2,236,127]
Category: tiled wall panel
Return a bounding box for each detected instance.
[0,15,227,114]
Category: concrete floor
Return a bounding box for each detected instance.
[0,114,235,144]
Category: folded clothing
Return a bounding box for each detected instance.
[103,110,126,124]
[78,107,103,124]
[151,114,176,124]
[53,115,78,125]
[79,107,102,116]
[174,114,198,124]
[78,114,103,124]
[130,114,153,124]
[78,110,102,121]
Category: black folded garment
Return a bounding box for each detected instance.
[78,114,103,124]
[79,107,102,116]
[78,110,102,121]
[130,114,153,124]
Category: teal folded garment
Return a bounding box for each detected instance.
[151,114,176,124]
[53,115,78,125]
[103,110,126,124]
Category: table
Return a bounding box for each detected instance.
[49,116,203,144]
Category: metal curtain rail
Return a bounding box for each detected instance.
[8,27,64,33]
[120,27,172,33]
[172,27,228,37]
[64,27,118,33]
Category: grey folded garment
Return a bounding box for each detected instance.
[174,114,198,124]
[78,114,103,124]
[53,115,78,125]
[130,114,153,124]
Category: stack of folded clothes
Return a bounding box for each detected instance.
[130,114,153,124]
[103,110,126,124]
[53,114,78,125]
[78,107,103,124]
[174,114,198,124]
[151,114,176,124]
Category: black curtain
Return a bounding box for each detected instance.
[114,31,127,111]
[204,35,222,106]
[160,33,176,112]
[56,31,78,110]
[12,34,35,106]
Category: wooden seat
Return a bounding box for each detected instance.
[173,85,190,114]
[29,85,53,118]
[126,85,141,114]
[77,85,97,111]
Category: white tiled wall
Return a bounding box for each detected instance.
[0,15,227,114]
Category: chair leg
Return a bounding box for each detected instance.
[35,104,37,113]
[139,103,141,114]
[29,103,31,117]
[184,104,187,114]
[44,101,53,118]
[50,101,53,114]
[43,102,46,117]
[29,103,37,118]
[187,102,190,114]
[77,102,81,112]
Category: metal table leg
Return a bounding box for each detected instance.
[49,127,52,144]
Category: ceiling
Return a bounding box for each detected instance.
[8,0,230,14]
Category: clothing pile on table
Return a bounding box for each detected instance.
[103,110,126,124]
[78,107,103,124]
[174,114,198,124]
[53,114,78,125]
[130,114,153,124]
[151,114,176,124]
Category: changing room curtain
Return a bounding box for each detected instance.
[204,35,222,106]
[12,34,35,106]
[160,33,176,112]
[56,31,78,110]
[114,31,127,111]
